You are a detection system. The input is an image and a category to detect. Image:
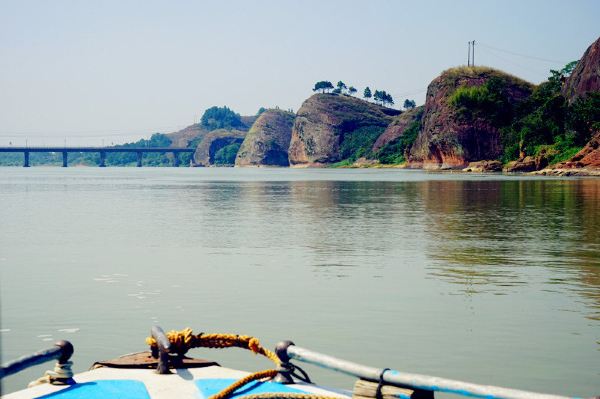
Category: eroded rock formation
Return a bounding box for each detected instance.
[193,129,246,166]
[288,94,399,166]
[235,109,295,167]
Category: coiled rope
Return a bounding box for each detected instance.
[146,328,341,399]
[28,361,74,387]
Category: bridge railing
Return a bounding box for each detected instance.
[0,147,195,167]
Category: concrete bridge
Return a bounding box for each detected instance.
[0,147,195,167]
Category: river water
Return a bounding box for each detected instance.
[0,168,598,396]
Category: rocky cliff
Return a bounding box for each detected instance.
[235,109,295,167]
[408,66,533,169]
[288,94,399,166]
[193,129,247,166]
[562,36,600,103]
[538,35,600,175]
[372,106,424,153]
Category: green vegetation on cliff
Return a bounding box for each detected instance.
[373,119,421,164]
[338,126,387,163]
[449,76,516,126]
[498,64,600,164]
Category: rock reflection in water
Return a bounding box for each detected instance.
[422,179,600,319]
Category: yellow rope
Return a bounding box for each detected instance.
[147,329,292,399]
[236,395,342,399]
[212,369,279,399]
[146,328,280,366]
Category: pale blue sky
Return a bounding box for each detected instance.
[1,0,599,145]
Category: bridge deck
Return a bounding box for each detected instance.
[0,147,195,153]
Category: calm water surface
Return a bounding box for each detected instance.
[0,168,598,396]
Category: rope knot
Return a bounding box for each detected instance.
[248,337,260,354]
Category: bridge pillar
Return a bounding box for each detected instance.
[99,151,106,167]
[62,151,68,167]
[137,151,143,167]
[172,152,180,167]
[23,151,30,167]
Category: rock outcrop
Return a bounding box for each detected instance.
[462,160,502,172]
[539,131,600,175]
[166,124,208,148]
[193,129,246,166]
[372,106,424,153]
[562,36,600,103]
[288,94,399,166]
[503,157,538,173]
[407,66,533,169]
[235,109,295,167]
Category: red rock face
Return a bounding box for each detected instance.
[562,36,600,102]
[407,67,532,169]
[555,131,600,169]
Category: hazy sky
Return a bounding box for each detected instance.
[1,0,599,146]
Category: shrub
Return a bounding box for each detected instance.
[213,142,241,165]
[201,106,243,131]
[339,126,386,162]
[374,120,421,164]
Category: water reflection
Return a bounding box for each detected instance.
[2,169,599,395]
[187,178,600,320]
[421,180,600,320]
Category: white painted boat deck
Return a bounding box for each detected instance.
[4,365,351,399]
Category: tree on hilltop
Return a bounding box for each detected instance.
[313,81,334,93]
[348,86,357,96]
[373,90,383,105]
[337,81,347,94]
[385,92,395,107]
[200,106,243,131]
[363,87,372,101]
[373,90,394,107]
[403,99,416,109]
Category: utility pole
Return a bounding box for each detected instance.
[472,40,475,66]
[468,41,471,66]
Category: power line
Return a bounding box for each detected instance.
[395,88,427,98]
[477,42,570,64]
[477,47,550,80]
[0,124,191,138]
